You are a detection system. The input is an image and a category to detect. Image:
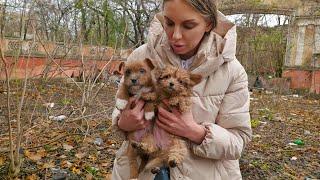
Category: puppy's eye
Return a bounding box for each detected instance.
[179,80,184,84]
[162,75,170,79]
[139,69,146,74]
[125,70,131,76]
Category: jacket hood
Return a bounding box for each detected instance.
[146,11,237,78]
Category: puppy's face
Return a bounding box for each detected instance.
[123,58,154,94]
[155,65,202,94]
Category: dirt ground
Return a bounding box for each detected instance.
[0,79,319,179]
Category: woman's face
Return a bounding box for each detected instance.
[163,0,212,59]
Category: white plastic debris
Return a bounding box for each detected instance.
[290,156,297,161]
[260,121,267,125]
[44,103,55,108]
[304,130,311,135]
[94,137,103,146]
[49,115,67,121]
[292,94,299,98]
[265,91,273,94]
[288,143,298,146]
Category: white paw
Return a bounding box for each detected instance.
[116,99,128,110]
[112,108,121,121]
[145,112,155,120]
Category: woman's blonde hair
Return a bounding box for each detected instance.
[163,0,218,29]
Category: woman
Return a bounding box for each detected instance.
[111,0,252,179]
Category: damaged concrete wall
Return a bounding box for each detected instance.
[283,1,320,94]
[219,0,320,93]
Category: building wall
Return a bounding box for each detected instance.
[283,3,320,94]
[0,56,123,80]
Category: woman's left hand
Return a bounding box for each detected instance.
[156,106,206,144]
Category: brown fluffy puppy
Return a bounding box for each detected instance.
[136,65,202,174]
[113,58,157,179]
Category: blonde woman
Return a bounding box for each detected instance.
[112,0,252,179]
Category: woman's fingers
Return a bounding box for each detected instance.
[158,107,174,120]
[133,99,145,111]
[156,118,173,134]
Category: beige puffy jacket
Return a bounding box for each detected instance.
[111,11,252,180]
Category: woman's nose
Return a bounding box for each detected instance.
[172,27,182,40]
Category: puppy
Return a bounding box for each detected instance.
[113,58,158,179]
[137,65,202,174]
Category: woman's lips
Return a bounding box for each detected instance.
[172,44,185,52]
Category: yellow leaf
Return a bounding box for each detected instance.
[61,160,73,168]
[26,174,39,180]
[0,156,5,166]
[71,166,81,174]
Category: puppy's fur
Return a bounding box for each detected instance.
[114,58,157,179]
[135,65,202,174]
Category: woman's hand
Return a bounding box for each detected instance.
[118,98,150,132]
[156,106,206,144]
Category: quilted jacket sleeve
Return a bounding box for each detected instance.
[190,63,252,160]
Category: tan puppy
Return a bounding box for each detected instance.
[135,65,202,174]
[113,58,157,179]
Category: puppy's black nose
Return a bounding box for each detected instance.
[169,82,174,87]
[131,79,137,84]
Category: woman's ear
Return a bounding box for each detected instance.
[205,21,212,33]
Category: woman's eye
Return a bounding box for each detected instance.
[166,22,174,27]
[184,24,196,29]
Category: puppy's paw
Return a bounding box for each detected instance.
[168,159,177,167]
[116,99,128,110]
[168,155,183,168]
[144,111,155,120]
[111,108,121,121]
[151,167,161,174]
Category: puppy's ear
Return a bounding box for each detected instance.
[144,58,155,70]
[153,67,162,80]
[190,73,202,86]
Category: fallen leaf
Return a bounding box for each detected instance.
[88,155,97,161]
[104,173,112,180]
[71,166,81,174]
[26,174,39,180]
[75,152,86,159]
[61,160,73,168]
[86,174,94,180]
[101,162,110,167]
[42,161,55,169]
[59,155,67,159]
[0,156,5,166]
[63,144,74,151]
[24,150,47,161]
